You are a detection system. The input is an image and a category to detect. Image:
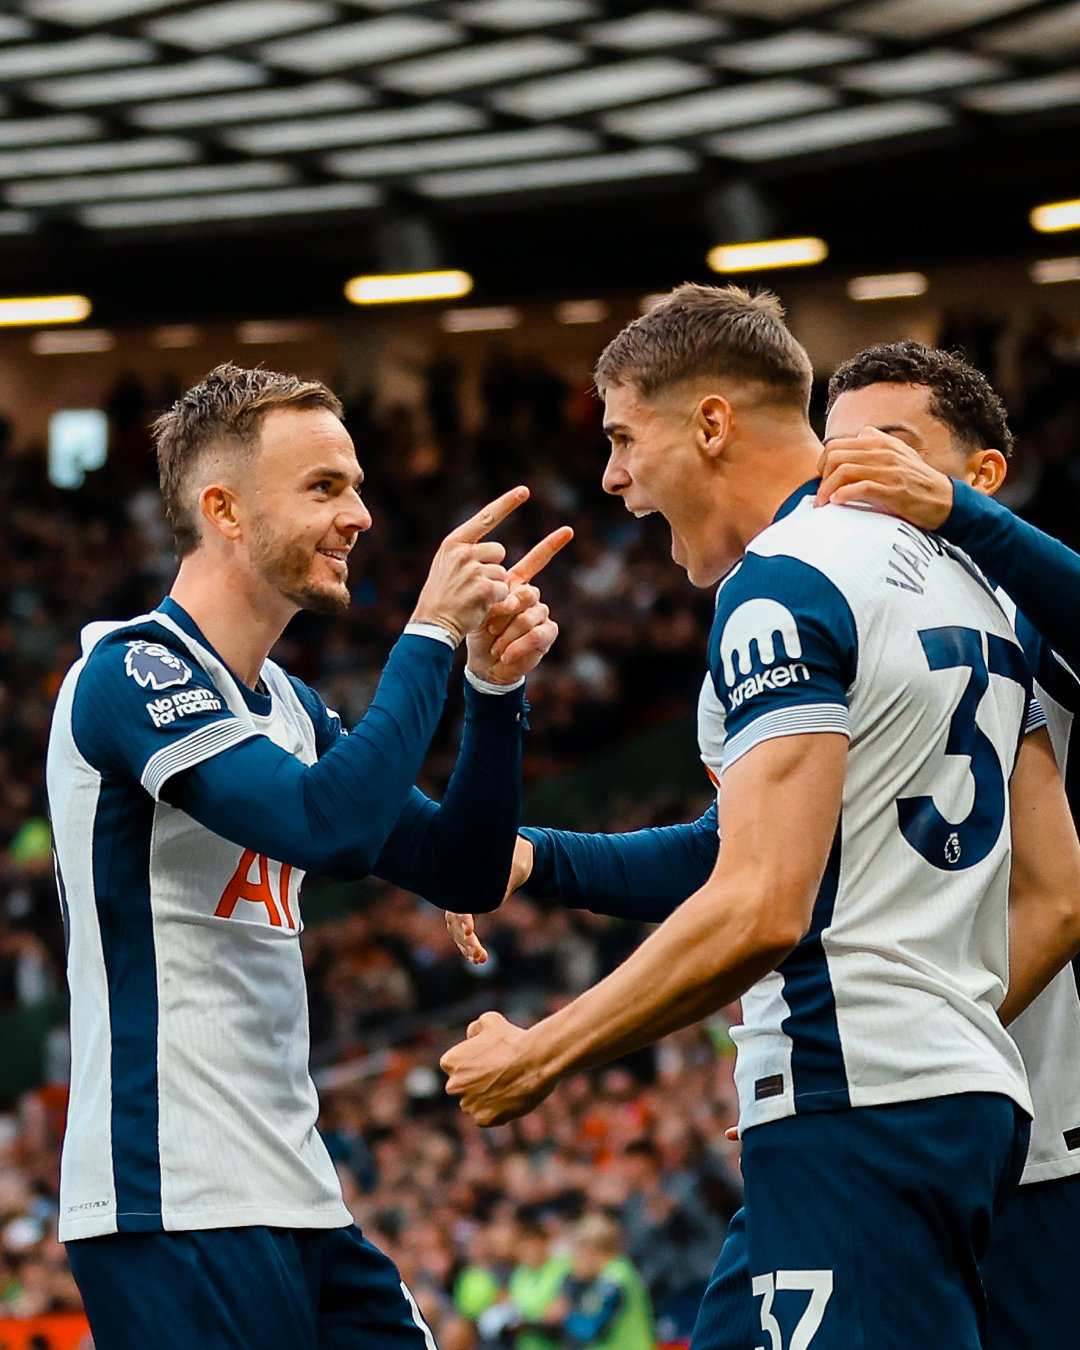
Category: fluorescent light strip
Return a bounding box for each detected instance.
[31,330,115,355]
[327,127,597,177]
[441,307,521,333]
[0,36,153,81]
[0,295,91,326]
[586,10,727,48]
[963,72,1080,113]
[260,17,461,71]
[838,50,1004,94]
[32,58,267,107]
[708,237,828,272]
[147,1,337,51]
[237,321,321,344]
[1031,198,1080,233]
[709,101,951,161]
[0,16,32,39]
[11,162,293,207]
[447,0,595,27]
[80,183,379,229]
[1031,258,1080,284]
[0,213,33,235]
[377,37,584,94]
[229,102,486,153]
[0,137,198,180]
[979,3,1080,56]
[496,58,708,118]
[847,271,928,300]
[29,0,185,20]
[605,80,837,140]
[345,270,474,304]
[555,300,609,324]
[714,30,874,73]
[840,0,1040,38]
[709,0,846,15]
[0,115,101,149]
[416,146,696,198]
[131,81,373,130]
[152,325,202,348]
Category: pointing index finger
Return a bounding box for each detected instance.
[509,526,574,583]
[450,486,530,544]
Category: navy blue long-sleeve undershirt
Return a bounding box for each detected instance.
[519,802,718,924]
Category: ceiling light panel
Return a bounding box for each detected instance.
[838,49,1005,94]
[0,212,33,234]
[585,9,728,48]
[11,162,293,207]
[714,30,875,73]
[415,146,696,198]
[447,0,596,28]
[146,1,336,51]
[260,17,460,71]
[0,115,100,148]
[28,0,184,20]
[378,37,584,93]
[840,0,1040,39]
[0,16,32,39]
[81,183,380,229]
[709,100,952,160]
[705,0,847,16]
[963,70,1080,111]
[978,2,1080,57]
[131,80,373,130]
[0,137,197,180]
[0,36,153,81]
[32,58,268,106]
[605,80,837,140]
[496,59,709,119]
[327,126,597,176]
[229,101,486,153]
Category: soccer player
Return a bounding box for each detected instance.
[441,286,1080,1350]
[46,363,569,1350]
[818,340,1080,1350]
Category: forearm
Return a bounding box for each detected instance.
[373,681,525,911]
[943,483,1080,671]
[520,805,718,922]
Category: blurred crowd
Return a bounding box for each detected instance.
[0,307,1078,1338]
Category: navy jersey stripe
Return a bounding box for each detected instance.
[92,779,162,1230]
[779,827,849,1110]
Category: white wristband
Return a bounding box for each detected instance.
[404,621,458,649]
[465,667,525,696]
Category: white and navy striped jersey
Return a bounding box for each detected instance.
[697,483,1033,1133]
[48,598,351,1240]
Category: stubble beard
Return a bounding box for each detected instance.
[251,525,351,617]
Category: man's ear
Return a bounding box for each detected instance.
[199,482,242,541]
[969,448,1008,495]
[697,394,733,459]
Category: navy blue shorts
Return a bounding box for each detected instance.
[66,1223,436,1350]
[980,1170,1080,1350]
[692,1093,1029,1350]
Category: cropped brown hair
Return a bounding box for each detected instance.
[152,362,344,556]
[827,342,1014,459]
[594,282,814,410]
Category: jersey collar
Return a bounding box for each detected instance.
[772,478,819,524]
[157,596,272,716]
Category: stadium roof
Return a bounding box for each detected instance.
[1,0,1079,320]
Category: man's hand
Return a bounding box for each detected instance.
[466,526,573,684]
[445,836,535,964]
[440,1010,553,1126]
[816,428,954,529]
[410,486,530,645]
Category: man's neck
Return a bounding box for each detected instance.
[168,553,293,689]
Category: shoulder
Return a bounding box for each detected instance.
[77,617,206,699]
[282,671,345,754]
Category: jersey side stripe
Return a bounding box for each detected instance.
[141,719,258,801]
[779,829,850,1111]
[93,778,162,1229]
[722,703,850,771]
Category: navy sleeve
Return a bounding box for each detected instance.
[709,553,858,773]
[943,482,1080,681]
[162,634,458,879]
[520,803,718,923]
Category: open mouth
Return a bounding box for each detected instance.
[317,547,350,573]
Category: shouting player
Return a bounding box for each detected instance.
[47,364,569,1350]
[819,340,1080,1350]
[441,287,1080,1350]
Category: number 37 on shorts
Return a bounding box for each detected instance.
[752,1270,834,1350]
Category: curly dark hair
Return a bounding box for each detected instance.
[827,341,1013,459]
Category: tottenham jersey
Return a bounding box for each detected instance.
[47,598,351,1240]
[995,592,1080,1184]
[697,484,1033,1133]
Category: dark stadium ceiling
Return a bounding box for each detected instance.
[2,0,1080,321]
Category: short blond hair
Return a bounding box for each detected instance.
[594,282,813,410]
[152,362,344,556]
